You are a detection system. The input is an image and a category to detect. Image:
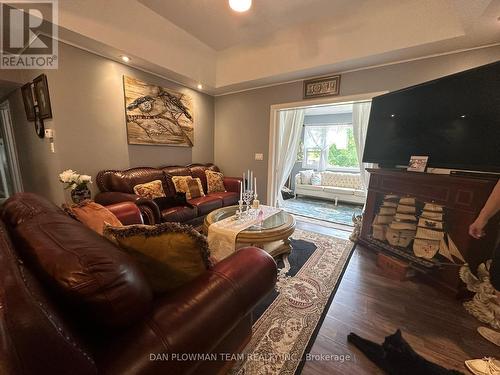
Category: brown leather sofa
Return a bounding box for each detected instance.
[95,163,241,225]
[0,193,277,375]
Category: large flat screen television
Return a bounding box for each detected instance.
[363,61,500,172]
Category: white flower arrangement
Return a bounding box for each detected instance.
[59,169,92,190]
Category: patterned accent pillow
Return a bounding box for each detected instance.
[311,173,322,186]
[299,170,314,184]
[104,222,212,294]
[205,170,226,193]
[172,176,205,200]
[133,180,166,199]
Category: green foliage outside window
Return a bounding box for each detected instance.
[328,128,359,168]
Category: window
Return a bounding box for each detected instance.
[301,124,359,171]
[328,127,359,169]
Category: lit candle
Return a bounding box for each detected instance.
[239,180,243,201]
[254,176,257,196]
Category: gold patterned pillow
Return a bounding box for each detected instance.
[205,170,226,194]
[171,176,205,200]
[133,180,165,199]
[103,223,212,294]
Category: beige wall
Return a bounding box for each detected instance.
[214,45,500,203]
[8,42,214,203]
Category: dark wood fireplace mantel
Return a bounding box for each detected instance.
[359,168,499,293]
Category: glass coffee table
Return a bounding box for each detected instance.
[203,205,296,258]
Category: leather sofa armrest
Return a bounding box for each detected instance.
[223,176,243,193]
[95,192,161,225]
[105,202,144,225]
[100,247,277,375]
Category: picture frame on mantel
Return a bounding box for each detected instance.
[303,75,341,99]
[21,83,35,121]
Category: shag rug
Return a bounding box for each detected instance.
[282,197,362,226]
[230,229,354,375]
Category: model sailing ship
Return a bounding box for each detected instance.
[371,196,465,263]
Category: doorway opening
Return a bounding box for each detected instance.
[268,92,385,226]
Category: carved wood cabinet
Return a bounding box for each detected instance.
[359,168,499,293]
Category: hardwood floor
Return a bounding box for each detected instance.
[297,219,498,375]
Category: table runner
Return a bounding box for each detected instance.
[207,205,281,262]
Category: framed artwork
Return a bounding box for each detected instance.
[21,83,35,121]
[123,75,194,147]
[303,75,341,99]
[407,156,429,172]
[33,74,53,119]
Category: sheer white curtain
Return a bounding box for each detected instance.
[275,108,305,207]
[352,101,372,190]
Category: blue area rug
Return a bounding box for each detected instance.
[282,196,363,226]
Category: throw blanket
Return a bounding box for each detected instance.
[208,205,281,262]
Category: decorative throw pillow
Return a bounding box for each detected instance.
[311,172,322,186]
[299,170,314,185]
[171,176,205,199]
[133,180,166,199]
[205,170,226,194]
[65,200,123,235]
[103,223,212,294]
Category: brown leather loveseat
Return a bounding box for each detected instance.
[95,163,241,224]
[0,193,277,375]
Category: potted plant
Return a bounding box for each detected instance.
[59,169,92,204]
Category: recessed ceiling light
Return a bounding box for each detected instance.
[121,55,131,63]
[460,114,466,118]
[390,114,395,118]
[197,83,203,90]
[229,0,251,12]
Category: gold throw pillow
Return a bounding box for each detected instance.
[104,223,212,294]
[171,176,205,199]
[205,170,226,194]
[133,180,165,200]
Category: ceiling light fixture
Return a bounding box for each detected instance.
[197,83,203,90]
[229,0,251,12]
[121,55,131,63]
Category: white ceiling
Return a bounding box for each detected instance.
[41,0,500,94]
[138,0,356,51]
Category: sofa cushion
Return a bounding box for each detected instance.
[172,176,205,199]
[104,223,212,294]
[320,171,362,189]
[189,164,220,193]
[297,184,324,192]
[2,193,153,329]
[133,179,166,199]
[65,200,123,235]
[206,170,226,194]
[323,186,356,195]
[188,196,223,216]
[299,170,314,184]
[161,167,192,196]
[354,189,367,197]
[161,206,198,222]
[207,192,239,206]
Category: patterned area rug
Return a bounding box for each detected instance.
[282,197,363,226]
[231,229,354,375]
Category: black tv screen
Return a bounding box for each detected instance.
[363,61,500,172]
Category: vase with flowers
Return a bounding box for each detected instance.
[59,169,92,204]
